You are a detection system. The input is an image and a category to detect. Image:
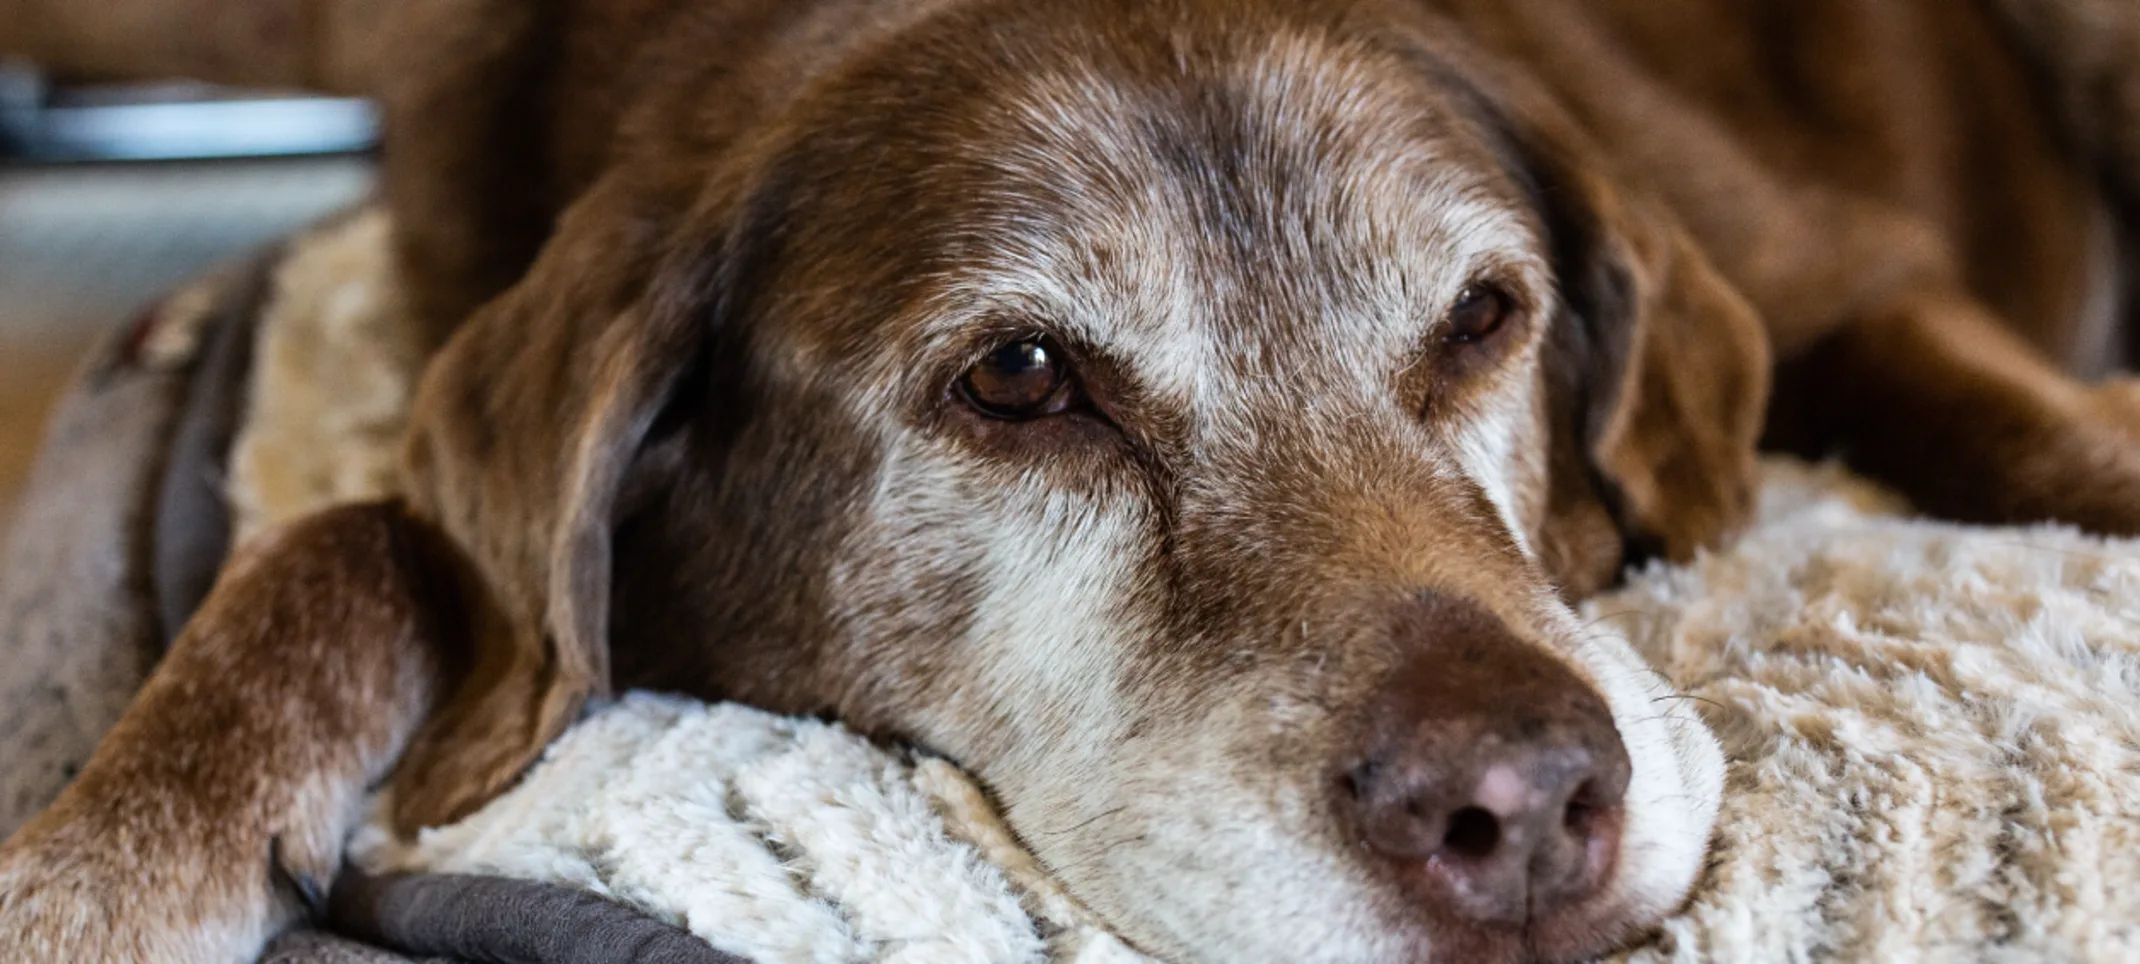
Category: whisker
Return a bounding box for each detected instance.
[1652,693,1729,712]
[1030,805,1131,838]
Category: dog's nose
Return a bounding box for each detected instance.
[1343,594,1631,925]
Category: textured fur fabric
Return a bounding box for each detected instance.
[226,209,419,545]
[206,212,2140,961]
[1601,462,2140,962]
[0,264,247,837]
[350,696,1151,964]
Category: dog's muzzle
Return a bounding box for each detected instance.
[1340,592,1631,931]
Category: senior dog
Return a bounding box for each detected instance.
[4,0,2140,961]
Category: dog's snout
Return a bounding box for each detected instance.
[1346,716,1627,924]
[1343,594,1632,927]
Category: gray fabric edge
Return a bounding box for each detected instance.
[152,246,274,644]
[0,318,194,837]
[330,871,749,964]
[262,931,456,964]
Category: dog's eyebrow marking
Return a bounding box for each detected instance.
[933,56,1535,343]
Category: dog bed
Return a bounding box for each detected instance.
[3,209,2138,962]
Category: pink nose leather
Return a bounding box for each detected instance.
[1343,594,1631,925]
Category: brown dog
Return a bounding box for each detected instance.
[4,0,2140,961]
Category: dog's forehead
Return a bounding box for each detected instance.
[896,21,1547,415]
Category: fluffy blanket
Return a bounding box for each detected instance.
[7,209,2140,962]
[351,698,1150,964]
[1598,466,2140,961]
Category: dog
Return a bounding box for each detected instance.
[4,0,2140,960]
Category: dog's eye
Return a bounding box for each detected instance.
[1444,284,1512,345]
[959,338,1075,419]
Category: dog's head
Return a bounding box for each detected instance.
[391,1,1762,960]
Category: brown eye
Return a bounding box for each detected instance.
[959,338,1075,419]
[1445,283,1512,345]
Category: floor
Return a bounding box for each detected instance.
[0,157,372,521]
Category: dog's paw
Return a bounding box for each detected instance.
[2071,379,2140,467]
[2008,377,2140,536]
[0,816,290,963]
[0,836,197,962]
[2084,378,2140,431]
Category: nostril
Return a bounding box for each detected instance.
[1441,806,1500,859]
[1344,759,1381,800]
[1563,799,1593,835]
[1561,778,1618,841]
[1563,780,1599,833]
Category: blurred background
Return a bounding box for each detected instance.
[0,64,375,519]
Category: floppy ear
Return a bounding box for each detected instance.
[1520,117,1772,595]
[386,177,716,832]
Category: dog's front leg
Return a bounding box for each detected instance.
[0,503,460,963]
[1768,287,2140,534]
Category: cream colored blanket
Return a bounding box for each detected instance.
[1602,463,2139,962]
[237,213,2140,963]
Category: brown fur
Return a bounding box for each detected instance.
[5,0,2140,961]
[0,504,461,960]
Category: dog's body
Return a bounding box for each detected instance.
[5,0,2140,961]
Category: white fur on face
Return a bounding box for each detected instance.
[841,437,1424,963]
[1439,328,1552,555]
[824,23,1722,964]
[856,437,1150,767]
[1532,591,1729,941]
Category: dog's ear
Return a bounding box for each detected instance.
[1515,110,1772,595]
[385,176,719,831]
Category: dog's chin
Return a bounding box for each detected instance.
[1026,778,1714,964]
[985,621,1721,964]
[986,646,1721,963]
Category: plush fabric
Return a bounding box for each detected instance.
[0,254,267,837]
[326,869,748,964]
[1601,463,2140,962]
[5,208,2139,962]
[350,697,1152,964]
[260,931,452,964]
[225,208,420,545]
